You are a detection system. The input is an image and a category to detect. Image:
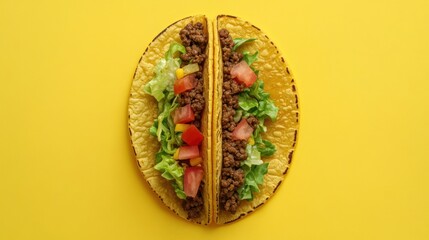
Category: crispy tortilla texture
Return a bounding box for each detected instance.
[213,15,299,224]
[128,15,213,225]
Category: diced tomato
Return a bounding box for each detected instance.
[232,119,254,140]
[173,104,195,124]
[184,166,204,198]
[177,145,200,160]
[174,74,197,95]
[181,125,204,145]
[230,61,257,87]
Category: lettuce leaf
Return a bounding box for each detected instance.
[242,51,260,75]
[144,42,185,101]
[257,139,276,157]
[233,109,243,123]
[251,119,276,157]
[154,153,186,200]
[238,93,258,111]
[233,38,256,51]
[242,51,259,66]
[144,43,187,199]
[239,80,279,121]
[238,163,268,200]
[257,99,278,121]
[165,42,186,60]
[242,144,263,168]
[233,37,279,201]
[238,145,269,200]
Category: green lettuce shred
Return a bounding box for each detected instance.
[165,42,186,59]
[233,38,256,51]
[143,42,187,200]
[239,79,278,121]
[238,145,269,200]
[154,153,186,200]
[242,51,259,66]
[233,38,279,201]
[144,42,184,102]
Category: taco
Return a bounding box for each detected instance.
[128,15,213,224]
[213,15,299,224]
[129,15,298,225]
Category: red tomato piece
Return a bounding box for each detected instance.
[173,104,195,124]
[232,119,254,140]
[184,166,204,198]
[177,145,200,160]
[174,74,197,95]
[230,60,257,87]
[181,125,204,146]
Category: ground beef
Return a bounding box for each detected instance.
[178,22,208,219]
[182,182,204,219]
[178,22,207,129]
[180,22,207,64]
[246,115,259,129]
[179,78,205,124]
[219,29,248,213]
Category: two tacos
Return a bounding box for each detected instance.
[128,15,299,225]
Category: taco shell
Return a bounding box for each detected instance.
[128,15,213,225]
[213,15,299,224]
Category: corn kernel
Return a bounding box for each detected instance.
[248,136,255,145]
[173,149,180,160]
[175,124,190,132]
[176,68,184,79]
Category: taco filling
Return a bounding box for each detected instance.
[218,29,278,213]
[144,22,208,219]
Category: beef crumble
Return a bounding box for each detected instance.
[178,22,207,129]
[178,22,207,219]
[218,28,249,213]
[182,182,204,219]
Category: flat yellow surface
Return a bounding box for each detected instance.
[1,0,428,239]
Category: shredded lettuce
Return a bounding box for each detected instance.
[238,94,258,111]
[154,153,186,199]
[242,145,263,167]
[144,59,179,101]
[238,145,269,200]
[242,51,259,66]
[233,38,279,201]
[144,42,187,199]
[233,109,243,123]
[144,42,184,102]
[239,80,278,121]
[165,42,186,60]
[257,139,276,157]
[233,38,256,51]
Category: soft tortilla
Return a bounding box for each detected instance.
[213,15,299,224]
[128,15,213,225]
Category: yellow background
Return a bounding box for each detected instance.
[1,0,428,239]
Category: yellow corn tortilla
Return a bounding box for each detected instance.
[213,15,299,224]
[128,15,213,225]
